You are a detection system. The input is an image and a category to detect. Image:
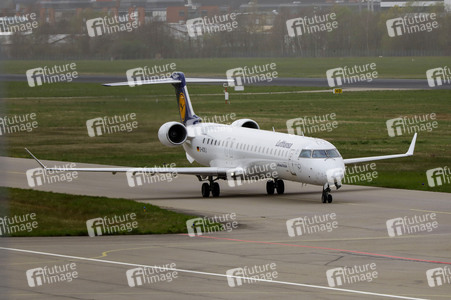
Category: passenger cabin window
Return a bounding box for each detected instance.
[299,150,312,158]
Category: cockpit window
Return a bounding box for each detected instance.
[312,150,328,158]
[299,149,312,158]
[326,149,340,158]
[310,149,342,158]
[300,149,341,158]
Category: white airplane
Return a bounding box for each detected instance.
[27,72,417,203]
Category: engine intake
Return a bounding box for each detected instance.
[231,119,260,129]
[158,121,187,147]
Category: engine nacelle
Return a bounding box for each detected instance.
[231,119,260,130]
[158,121,187,147]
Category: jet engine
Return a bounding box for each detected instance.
[231,119,260,129]
[158,121,187,147]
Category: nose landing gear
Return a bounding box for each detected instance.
[322,183,332,203]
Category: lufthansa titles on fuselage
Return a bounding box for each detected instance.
[275,140,293,149]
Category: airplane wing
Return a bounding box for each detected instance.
[343,133,417,165]
[25,149,229,177]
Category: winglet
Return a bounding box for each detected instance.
[25,148,46,169]
[406,133,417,156]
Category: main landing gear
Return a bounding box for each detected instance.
[201,176,220,198]
[266,179,285,195]
[322,183,333,203]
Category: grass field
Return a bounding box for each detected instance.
[0,187,207,237]
[3,56,451,79]
[2,80,450,193]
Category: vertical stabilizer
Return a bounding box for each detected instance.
[171,72,201,126]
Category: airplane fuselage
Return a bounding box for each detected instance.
[183,123,345,186]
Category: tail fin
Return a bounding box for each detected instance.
[170,72,200,126]
[103,72,233,126]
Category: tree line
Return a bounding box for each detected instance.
[3,5,450,59]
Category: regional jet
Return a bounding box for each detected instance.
[27,72,417,203]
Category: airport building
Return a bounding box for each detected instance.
[1,1,449,25]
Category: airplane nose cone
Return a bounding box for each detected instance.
[325,168,345,184]
[324,160,345,184]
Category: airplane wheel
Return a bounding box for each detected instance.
[201,183,210,198]
[322,193,327,203]
[266,180,275,195]
[327,194,333,203]
[212,182,220,197]
[276,180,285,195]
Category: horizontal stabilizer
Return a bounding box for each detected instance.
[104,78,234,87]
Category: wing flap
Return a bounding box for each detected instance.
[43,166,228,177]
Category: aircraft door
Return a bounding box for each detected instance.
[288,149,301,175]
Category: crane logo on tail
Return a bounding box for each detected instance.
[178,92,186,122]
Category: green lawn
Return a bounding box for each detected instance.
[3,56,451,78]
[0,187,207,237]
